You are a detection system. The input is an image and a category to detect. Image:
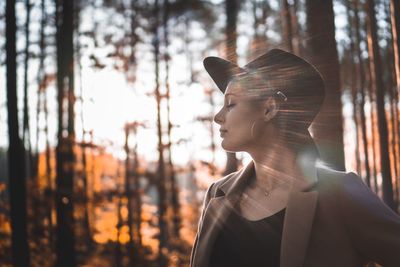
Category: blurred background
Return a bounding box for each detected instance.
[1,0,400,266]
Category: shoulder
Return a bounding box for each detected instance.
[314,164,353,194]
[316,165,399,220]
[316,165,373,200]
[315,165,371,208]
[315,163,368,195]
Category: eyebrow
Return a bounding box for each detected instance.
[224,93,237,98]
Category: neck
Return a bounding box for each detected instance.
[247,137,303,192]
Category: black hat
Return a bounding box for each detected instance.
[203,48,325,129]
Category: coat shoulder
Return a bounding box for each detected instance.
[315,163,358,192]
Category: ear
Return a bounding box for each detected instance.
[263,97,279,122]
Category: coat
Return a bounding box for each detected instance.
[189,160,400,267]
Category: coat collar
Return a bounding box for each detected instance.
[218,159,319,197]
[192,159,320,267]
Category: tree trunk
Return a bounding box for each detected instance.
[55,0,76,265]
[163,0,181,239]
[353,0,372,187]
[391,0,400,94]
[365,0,395,210]
[76,1,93,250]
[124,126,137,267]
[291,0,301,55]
[282,0,293,52]
[153,1,168,266]
[6,0,30,265]
[129,0,143,253]
[345,2,362,175]
[384,1,400,192]
[250,0,269,59]
[22,0,33,179]
[390,0,400,209]
[224,0,239,175]
[305,0,345,171]
[132,128,142,247]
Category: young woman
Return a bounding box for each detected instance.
[190,49,400,267]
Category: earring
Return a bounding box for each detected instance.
[251,121,257,139]
[251,118,265,139]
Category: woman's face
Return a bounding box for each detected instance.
[213,79,273,152]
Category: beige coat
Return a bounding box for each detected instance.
[190,160,400,267]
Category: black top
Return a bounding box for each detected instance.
[209,207,286,267]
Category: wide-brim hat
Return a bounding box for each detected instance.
[203,48,325,130]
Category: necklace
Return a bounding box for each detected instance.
[242,188,270,200]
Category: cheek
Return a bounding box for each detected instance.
[227,106,258,126]
[226,109,256,136]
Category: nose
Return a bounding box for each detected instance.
[214,108,224,125]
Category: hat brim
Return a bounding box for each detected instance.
[203,57,245,93]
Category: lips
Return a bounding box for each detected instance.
[219,129,227,137]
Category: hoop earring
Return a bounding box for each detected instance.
[251,121,257,139]
[251,118,264,139]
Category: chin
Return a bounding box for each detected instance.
[221,140,242,153]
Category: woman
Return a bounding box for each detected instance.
[190,49,400,267]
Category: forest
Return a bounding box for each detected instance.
[1,0,400,266]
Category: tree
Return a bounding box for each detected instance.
[344,2,361,175]
[22,0,33,177]
[6,0,30,266]
[55,0,77,265]
[152,1,168,266]
[281,0,293,52]
[224,0,239,175]
[353,0,372,188]
[163,0,182,239]
[305,0,345,171]
[391,0,400,94]
[365,0,395,210]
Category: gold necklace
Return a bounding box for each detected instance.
[242,187,271,200]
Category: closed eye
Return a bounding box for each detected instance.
[226,104,235,110]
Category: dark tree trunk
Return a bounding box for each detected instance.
[163,0,182,239]
[132,127,142,248]
[250,0,269,59]
[282,0,293,52]
[391,0,400,93]
[128,0,143,253]
[55,0,76,265]
[22,0,33,178]
[390,0,400,209]
[384,1,400,191]
[305,0,345,171]
[353,0,372,187]
[291,0,301,55]
[6,0,30,265]
[124,126,136,267]
[76,2,93,250]
[365,0,395,210]
[224,0,239,175]
[34,0,54,256]
[345,2,362,175]
[115,188,123,267]
[153,1,168,266]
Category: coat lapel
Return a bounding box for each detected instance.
[280,190,318,267]
[192,160,319,267]
[192,163,252,267]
